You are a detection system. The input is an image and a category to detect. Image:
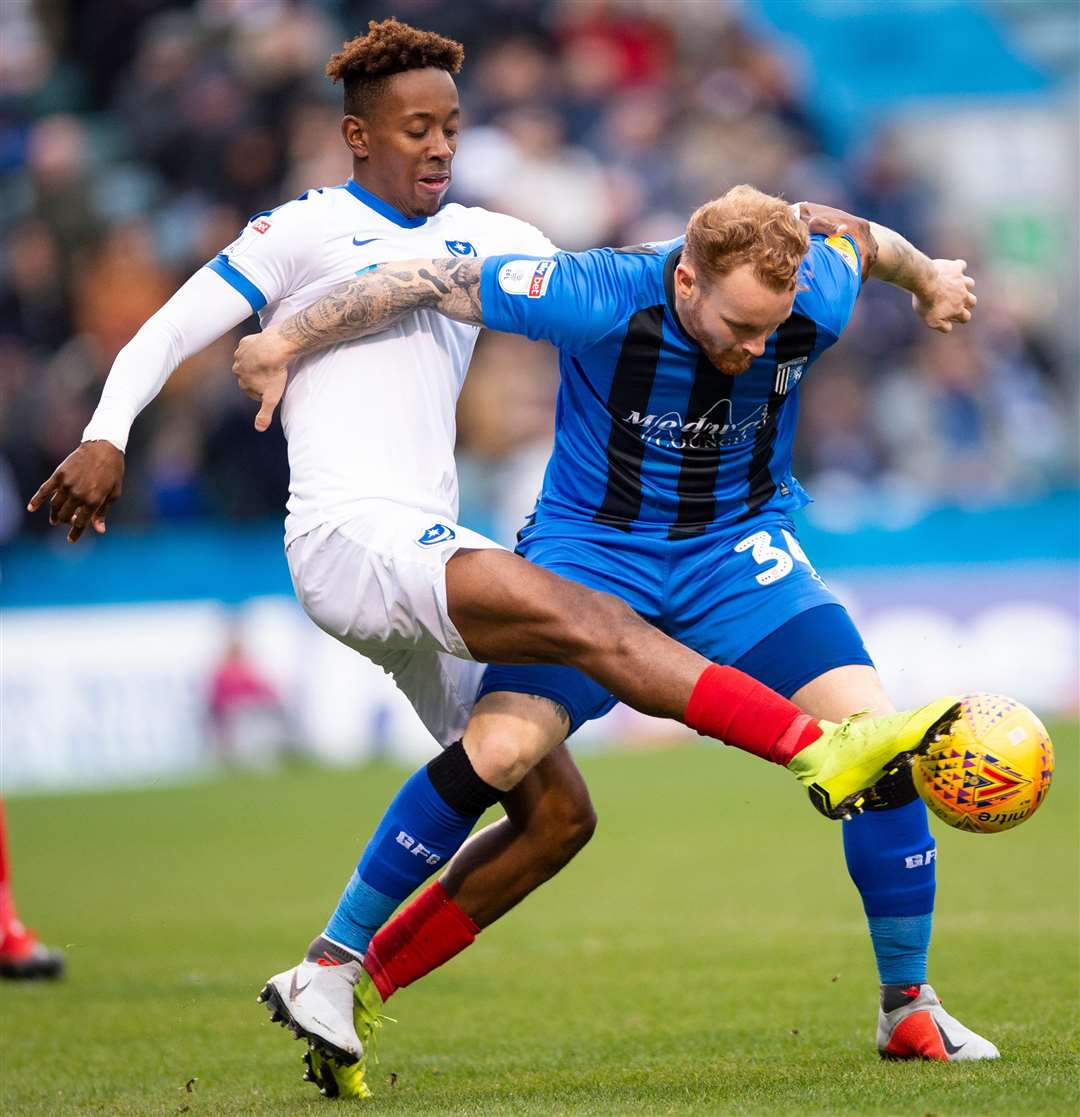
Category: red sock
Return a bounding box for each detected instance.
[683,664,821,765]
[363,882,479,1001]
[0,799,16,930]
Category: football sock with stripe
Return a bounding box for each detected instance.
[843,796,935,984]
[323,743,501,956]
[363,881,480,1001]
[683,664,822,762]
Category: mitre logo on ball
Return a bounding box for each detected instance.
[913,693,1054,834]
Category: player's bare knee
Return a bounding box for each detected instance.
[463,731,529,789]
[463,692,568,791]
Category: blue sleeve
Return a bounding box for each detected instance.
[794,234,862,341]
[480,249,637,355]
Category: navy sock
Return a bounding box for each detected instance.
[324,742,501,955]
[843,796,935,985]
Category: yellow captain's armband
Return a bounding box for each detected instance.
[824,234,859,275]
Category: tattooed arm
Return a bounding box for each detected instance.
[232,257,483,430]
[281,257,482,350]
[869,223,977,333]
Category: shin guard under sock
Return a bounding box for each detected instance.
[324,743,500,956]
[683,664,822,763]
[844,797,935,984]
[363,881,480,1001]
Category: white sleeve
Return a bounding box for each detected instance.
[81,268,253,452]
[484,211,560,256]
[205,199,317,311]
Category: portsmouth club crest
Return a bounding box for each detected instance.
[445,239,476,257]
[416,523,457,547]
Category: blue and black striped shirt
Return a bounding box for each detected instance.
[480,234,861,537]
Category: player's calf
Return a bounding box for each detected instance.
[442,761,597,926]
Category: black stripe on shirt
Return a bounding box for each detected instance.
[741,312,817,520]
[669,352,735,539]
[594,304,666,530]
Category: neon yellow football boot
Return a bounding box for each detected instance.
[788,697,961,820]
[301,967,387,1100]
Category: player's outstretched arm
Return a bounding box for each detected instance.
[868,223,976,333]
[233,258,483,431]
[28,268,256,541]
[795,201,976,334]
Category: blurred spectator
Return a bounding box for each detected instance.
[0,220,71,351]
[2,0,1074,545]
[207,631,290,768]
[73,221,175,363]
[873,324,1069,506]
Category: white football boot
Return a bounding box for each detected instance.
[258,957,365,1064]
[878,983,1000,1061]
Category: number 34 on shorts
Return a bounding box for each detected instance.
[734,527,826,588]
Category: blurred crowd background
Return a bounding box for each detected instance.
[2,0,1077,548]
[2,0,1077,788]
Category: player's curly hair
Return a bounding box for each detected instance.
[326,18,464,118]
[685,185,808,292]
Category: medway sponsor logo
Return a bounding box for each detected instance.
[416,523,456,547]
[621,399,768,450]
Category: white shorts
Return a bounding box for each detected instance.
[286,502,504,748]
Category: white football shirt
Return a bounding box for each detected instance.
[208,179,556,543]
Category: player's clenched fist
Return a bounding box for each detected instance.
[914,259,977,333]
[27,440,124,543]
[233,329,293,432]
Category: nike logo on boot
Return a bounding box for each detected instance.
[935,1020,966,1056]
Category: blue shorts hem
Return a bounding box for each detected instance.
[474,674,616,736]
[730,603,874,699]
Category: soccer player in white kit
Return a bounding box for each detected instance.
[30,20,964,1097]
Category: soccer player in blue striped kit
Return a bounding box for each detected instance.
[235,182,992,1094]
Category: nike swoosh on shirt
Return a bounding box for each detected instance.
[935,1020,966,1056]
[353,236,382,246]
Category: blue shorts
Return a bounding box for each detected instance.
[478,513,873,733]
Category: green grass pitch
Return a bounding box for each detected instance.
[3,724,1077,1115]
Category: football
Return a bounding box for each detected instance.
[913,693,1054,833]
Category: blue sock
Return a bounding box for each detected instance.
[324,744,500,956]
[843,796,935,985]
